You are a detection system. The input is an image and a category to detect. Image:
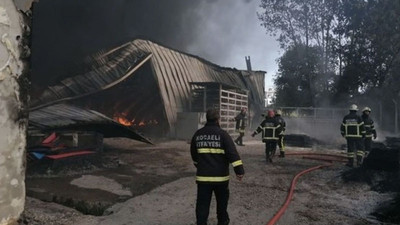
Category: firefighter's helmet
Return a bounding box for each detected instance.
[363,107,371,112]
[349,104,358,111]
[267,110,275,118]
[275,109,282,116]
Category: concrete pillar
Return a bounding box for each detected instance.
[0,0,31,224]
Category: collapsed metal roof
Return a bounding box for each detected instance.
[29,103,153,144]
[31,39,266,134]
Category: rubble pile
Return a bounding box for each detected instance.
[342,137,400,224]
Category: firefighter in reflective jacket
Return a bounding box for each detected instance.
[361,107,377,152]
[275,109,286,158]
[340,104,366,167]
[234,108,247,146]
[251,110,282,163]
[191,108,244,225]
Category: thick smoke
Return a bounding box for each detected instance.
[31,0,201,86]
[31,0,279,89]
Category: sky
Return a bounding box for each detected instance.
[31,0,281,88]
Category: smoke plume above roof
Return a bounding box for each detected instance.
[31,0,279,87]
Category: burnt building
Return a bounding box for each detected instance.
[30,39,266,139]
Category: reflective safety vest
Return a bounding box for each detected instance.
[254,117,282,142]
[190,122,245,184]
[340,112,366,138]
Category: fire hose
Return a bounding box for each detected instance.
[265,152,345,225]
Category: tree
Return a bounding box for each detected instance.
[274,44,332,107]
[333,0,400,101]
[259,0,400,108]
[259,0,339,107]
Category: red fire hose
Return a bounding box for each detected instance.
[265,153,337,225]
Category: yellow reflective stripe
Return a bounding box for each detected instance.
[356,151,365,156]
[347,152,355,157]
[263,136,279,140]
[197,148,225,154]
[232,160,243,167]
[196,176,230,182]
[343,122,364,136]
[345,134,362,137]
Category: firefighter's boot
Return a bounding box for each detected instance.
[279,151,285,158]
[346,158,354,167]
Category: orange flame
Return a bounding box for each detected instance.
[113,112,133,126]
[115,117,132,126]
[113,112,159,127]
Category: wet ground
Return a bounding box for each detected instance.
[21,137,399,225]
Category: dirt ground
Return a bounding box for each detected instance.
[21,137,397,225]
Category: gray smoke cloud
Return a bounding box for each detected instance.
[31,0,279,88]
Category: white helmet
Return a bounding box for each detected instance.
[275,109,282,116]
[349,104,358,111]
[363,107,371,112]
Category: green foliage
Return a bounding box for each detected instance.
[274,44,333,107]
[259,0,400,107]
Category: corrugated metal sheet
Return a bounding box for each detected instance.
[29,104,153,144]
[31,44,152,110]
[31,39,266,133]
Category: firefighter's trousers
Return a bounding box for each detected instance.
[235,132,245,145]
[265,141,277,162]
[196,183,230,225]
[278,135,285,151]
[346,137,364,165]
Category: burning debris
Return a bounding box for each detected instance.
[29,103,152,144]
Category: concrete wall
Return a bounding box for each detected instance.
[0,0,29,224]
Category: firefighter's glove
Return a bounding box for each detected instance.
[373,134,377,139]
[251,132,256,137]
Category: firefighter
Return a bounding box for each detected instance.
[340,104,366,167]
[251,110,282,163]
[275,109,286,158]
[190,108,244,225]
[234,108,247,146]
[361,107,377,153]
